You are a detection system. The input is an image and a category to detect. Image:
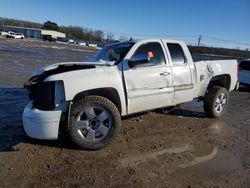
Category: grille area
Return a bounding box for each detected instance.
[28,82,55,110]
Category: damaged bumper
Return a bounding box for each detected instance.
[22,102,62,140]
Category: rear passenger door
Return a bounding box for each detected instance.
[165,42,194,104]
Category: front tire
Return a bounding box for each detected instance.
[68,96,121,150]
[203,86,229,118]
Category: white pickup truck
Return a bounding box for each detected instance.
[23,39,238,150]
[1,31,25,39]
[1,31,15,38]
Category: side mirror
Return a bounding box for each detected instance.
[128,54,150,68]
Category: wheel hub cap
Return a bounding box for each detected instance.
[89,119,100,129]
[75,106,111,142]
[215,93,226,113]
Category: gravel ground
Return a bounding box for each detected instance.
[0,38,249,187]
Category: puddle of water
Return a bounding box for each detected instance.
[120,143,242,178]
[120,144,192,167]
[179,144,242,177]
[179,144,217,168]
[192,144,215,157]
[188,150,242,177]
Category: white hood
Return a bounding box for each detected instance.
[32,61,116,77]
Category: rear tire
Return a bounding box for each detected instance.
[203,86,229,118]
[68,96,121,150]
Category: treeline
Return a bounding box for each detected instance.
[188,46,250,58]
[0,17,105,42]
[59,26,104,42]
[0,17,43,29]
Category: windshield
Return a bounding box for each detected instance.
[93,43,134,63]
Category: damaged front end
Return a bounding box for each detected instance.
[24,63,96,110]
[23,72,66,139]
[22,63,97,139]
[26,81,55,110]
[22,61,115,140]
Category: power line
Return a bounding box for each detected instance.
[203,35,250,46]
[101,29,250,48]
[102,30,198,38]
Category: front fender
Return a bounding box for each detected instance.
[45,66,127,115]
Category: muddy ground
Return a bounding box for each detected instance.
[0,38,249,187]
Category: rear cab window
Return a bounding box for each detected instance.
[167,43,186,65]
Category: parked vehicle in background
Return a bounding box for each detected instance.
[1,31,25,39]
[68,39,76,44]
[0,31,7,37]
[1,31,15,38]
[239,59,250,86]
[23,39,238,150]
[78,41,86,46]
[43,35,56,42]
[88,43,98,48]
[57,37,68,43]
[14,33,25,39]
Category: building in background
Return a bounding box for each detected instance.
[41,29,65,41]
[0,25,66,41]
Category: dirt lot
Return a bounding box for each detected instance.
[0,38,250,187]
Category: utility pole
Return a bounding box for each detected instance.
[198,35,202,47]
[197,35,202,53]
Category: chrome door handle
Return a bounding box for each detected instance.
[160,72,170,76]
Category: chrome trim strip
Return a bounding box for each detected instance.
[128,87,174,99]
[174,84,193,91]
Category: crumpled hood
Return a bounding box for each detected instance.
[24,61,115,87]
[32,61,116,77]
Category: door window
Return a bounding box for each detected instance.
[132,42,166,66]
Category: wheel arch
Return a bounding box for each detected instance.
[207,74,231,91]
[72,87,122,114]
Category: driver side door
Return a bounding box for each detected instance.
[123,41,174,114]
